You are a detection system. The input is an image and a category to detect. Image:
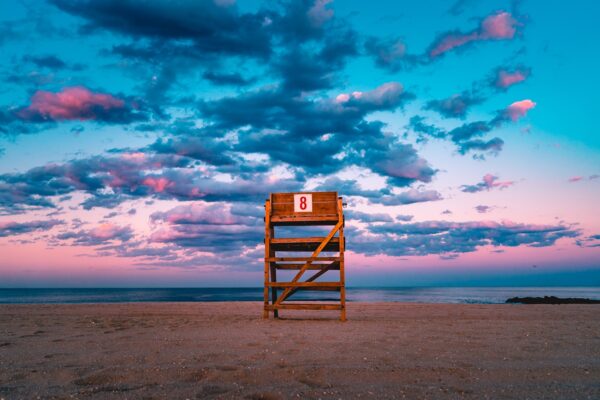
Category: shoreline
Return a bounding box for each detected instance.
[1,302,599,399]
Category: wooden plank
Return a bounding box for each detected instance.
[267,282,342,288]
[263,192,347,320]
[274,220,342,306]
[292,286,340,292]
[271,237,338,244]
[270,237,340,252]
[266,303,343,311]
[270,216,339,226]
[338,197,346,322]
[271,192,338,218]
[263,199,270,319]
[274,263,339,270]
[270,264,277,317]
[266,257,339,262]
[280,263,335,301]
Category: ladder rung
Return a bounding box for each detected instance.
[266,303,343,311]
[267,282,342,288]
[266,257,340,262]
[273,263,339,270]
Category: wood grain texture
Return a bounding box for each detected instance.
[264,192,346,320]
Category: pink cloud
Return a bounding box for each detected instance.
[480,12,517,39]
[429,32,479,58]
[461,174,514,193]
[143,177,172,193]
[429,11,518,58]
[307,0,334,27]
[568,176,583,183]
[17,86,126,121]
[89,223,130,241]
[483,173,513,190]
[151,203,256,227]
[334,82,404,108]
[495,68,529,89]
[505,99,536,121]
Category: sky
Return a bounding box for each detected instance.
[0,0,599,288]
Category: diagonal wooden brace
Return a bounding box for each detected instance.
[274,221,342,305]
[279,261,339,302]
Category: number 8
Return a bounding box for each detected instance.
[300,196,307,210]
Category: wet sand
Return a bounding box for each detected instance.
[1,302,599,399]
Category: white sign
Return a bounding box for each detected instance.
[294,193,313,212]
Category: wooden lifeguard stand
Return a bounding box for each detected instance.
[263,191,346,321]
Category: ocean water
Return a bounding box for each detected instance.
[0,287,599,304]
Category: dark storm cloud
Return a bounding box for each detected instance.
[0,219,63,237]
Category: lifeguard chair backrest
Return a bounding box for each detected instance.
[269,191,339,225]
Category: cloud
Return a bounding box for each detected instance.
[354,220,579,257]
[461,174,515,193]
[0,219,63,237]
[0,150,306,213]
[568,175,599,183]
[493,66,530,89]
[150,202,262,252]
[201,82,430,184]
[56,223,133,245]
[307,0,334,28]
[148,135,235,166]
[22,54,85,71]
[51,0,272,58]
[151,202,258,226]
[202,71,254,86]
[502,99,536,122]
[364,37,421,72]
[16,86,146,123]
[376,189,442,206]
[346,210,394,223]
[425,92,483,119]
[428,11,519,58]
[475,205,492,213]
[412,96,535,157]
[406,116,446,142]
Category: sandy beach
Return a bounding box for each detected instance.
[1,302,599,399]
